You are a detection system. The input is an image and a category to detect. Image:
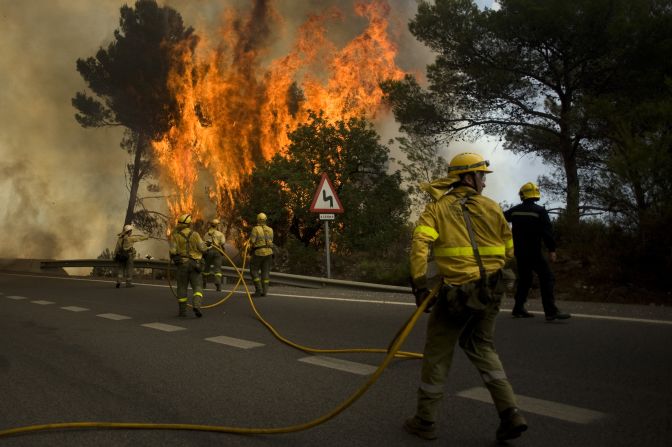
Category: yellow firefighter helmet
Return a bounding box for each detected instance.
[209,218,220,226]
[178,213,192,225]
[256,212,267,223]
[447,152,492,175]
[123,224,133,233]
[519,182,541,201]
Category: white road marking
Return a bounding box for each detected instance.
[298,356,377,376]
[3,273,672,325]
[456,387,606,424]
[141,322,186,332]
[97,313,132,321]
[6,295,27,300]
[61,306,89,312]
[205,335,264,349]
[31,300,54,305]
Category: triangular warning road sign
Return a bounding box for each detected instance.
[310,173,344,213]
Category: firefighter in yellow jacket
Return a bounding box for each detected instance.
[404,152,527,442]
[249,212,274,297]
[114,224,149,288]
[202,218,226,291]
[169,214,207,317]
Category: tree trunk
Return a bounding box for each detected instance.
[124,133,145,225]
[562,144,580,227]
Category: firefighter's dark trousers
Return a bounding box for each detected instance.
[203,248,223,287]
[175,259,204,310]
[514,254,558,316]
[250,254,272,295]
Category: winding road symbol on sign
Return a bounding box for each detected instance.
[322,190,333,208]
[310,173,344,213]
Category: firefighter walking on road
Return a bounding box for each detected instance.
[203,218,226,291]
[405,152,527,442]
[248,212,275,297]
[169,214,207,318]
[504,182,571,321]
[114,224,148,288]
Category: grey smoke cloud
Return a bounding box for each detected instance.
[0,0,544,262]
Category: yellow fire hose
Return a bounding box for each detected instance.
[0,284,440,439]
[169,244,423,360]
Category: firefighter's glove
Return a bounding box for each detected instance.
[170,254,182,266]
[411,276,434,313]
[414,288,433,312]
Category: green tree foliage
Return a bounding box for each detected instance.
[236,112,411,280]
[382,0,660,226]
[72,0,198,229]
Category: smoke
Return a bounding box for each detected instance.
[0,0,544,262]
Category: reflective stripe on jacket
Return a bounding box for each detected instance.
[411,185,513,285]
[250,225,274,256]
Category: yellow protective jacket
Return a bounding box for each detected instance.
[169,225,207,260]
[115,234,148,254]
[250,225,274,257]
[411,185,514,286]
[204,228,226,249]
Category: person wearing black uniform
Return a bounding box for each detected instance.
[504,182,570,321]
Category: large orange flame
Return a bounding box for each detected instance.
[152,0,405,221]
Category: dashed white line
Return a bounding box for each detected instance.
[62,306,89,312]
[456,387,607,424]
[31,300,54,305]
[97,313,132,321]
[141,322,186,332]
[6,295,27,300]
[298,356,377,376]
[205,335,264,349]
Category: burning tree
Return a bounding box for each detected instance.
[151,0,405,226]
[72,0,198,233]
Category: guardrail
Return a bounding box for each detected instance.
[39,259,410,294]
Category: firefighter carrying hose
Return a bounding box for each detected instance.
[248,212,275,297]
[169,214,207,318]
[202,218,226,291]
[405,152,527,442]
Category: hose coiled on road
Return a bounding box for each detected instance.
[0,283,439,439]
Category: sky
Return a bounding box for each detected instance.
[0,0,545,262]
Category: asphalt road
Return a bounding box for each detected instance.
[0,272,670,446]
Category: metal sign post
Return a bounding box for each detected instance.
[324,220,331,278]
[310,174,344,279]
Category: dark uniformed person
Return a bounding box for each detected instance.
[202,218,226,291]
[169,214,207,317]
[504,182,570,321]
[405,152,527,442]
[114,224,148,288]
[249,212,274,297]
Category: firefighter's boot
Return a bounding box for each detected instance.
[403,416,437,440]
[496,407,527,441]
